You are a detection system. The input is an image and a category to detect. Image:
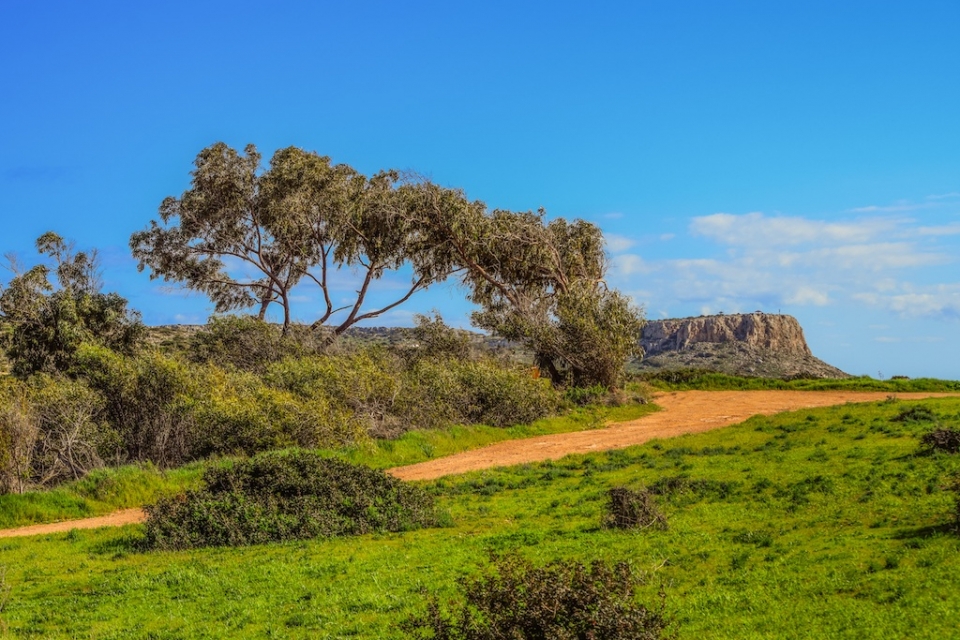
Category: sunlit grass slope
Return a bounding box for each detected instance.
[0,397,958,638]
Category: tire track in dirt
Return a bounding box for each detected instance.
[2,390,956,538]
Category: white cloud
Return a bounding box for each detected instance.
[854,286,960,320]
[659,233,675,241]
[848,202,933,213]
[604,233,636,253]
[926,192,960,200]
[786,286,829,306]
[602,212,624,219]
[690,212,899,247]
[611,254,656,276]
[605,206,960,327]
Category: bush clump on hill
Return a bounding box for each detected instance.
[143,450,442,550]
[921,427,960,454]
[603,486,668,530]
[403,554,671,640]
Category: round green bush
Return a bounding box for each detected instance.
[143,449,442,550]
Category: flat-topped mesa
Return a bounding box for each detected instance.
[636,312,846,379]
[641,312,812,357]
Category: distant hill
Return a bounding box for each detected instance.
[634,312,848,379]
[144,323,530,362]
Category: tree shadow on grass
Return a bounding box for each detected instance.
[891,523,956,541]
[88,530,147,557]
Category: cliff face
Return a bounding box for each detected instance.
[637,313,847,379]
[642,313,811,357]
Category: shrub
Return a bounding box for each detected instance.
[403,554,672,640]
[75,344,198,467]
[603,486,668,530]
[188,315,313,373]
[407,359,560,428]
[409,313,472,362]
[265,351,403,438]
[0,382,38,494]
[28,376,110,485]
[143,449,441,550]
[892,405,937,423]
[188,367,360,457]
[921,427,960,453]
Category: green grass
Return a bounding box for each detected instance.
[636,369,960,392]
[0,397,959,637]
[0,462,207,529]
[0,401,656,529]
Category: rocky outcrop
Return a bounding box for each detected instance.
[637,313,847,379]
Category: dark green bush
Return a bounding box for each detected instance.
[892,405,937,423]
[921,427,960,453]
[143,450,441,550]
[603,486,667,530]
[403,554,672,640]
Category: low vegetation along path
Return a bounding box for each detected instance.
[2,389,957,539]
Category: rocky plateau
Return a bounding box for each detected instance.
[635,312,848,379]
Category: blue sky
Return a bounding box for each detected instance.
[2,1,959,378]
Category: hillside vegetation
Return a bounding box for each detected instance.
[1,396,959,637]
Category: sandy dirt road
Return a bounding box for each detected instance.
[2,390,956,539]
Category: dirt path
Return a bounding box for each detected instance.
[2,390,956,539]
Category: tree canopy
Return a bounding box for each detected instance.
[130,143,456,334]
[403,183,645,388]
[131,142,644,385]
[0,232,144,376]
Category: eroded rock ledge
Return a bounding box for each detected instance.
[637,312,847,379]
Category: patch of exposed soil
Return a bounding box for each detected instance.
[2,390,956,538]
[0,508,144,539]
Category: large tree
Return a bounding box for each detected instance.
[131,143,456,334]
[0,232,144,376]
[403,182,645,388]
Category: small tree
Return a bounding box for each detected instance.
[0,233,144,376]
[404,182,645,387]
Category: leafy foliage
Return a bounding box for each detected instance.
[143,450,441,550]
[187,315,316,372]
[130,143,456,333]
[404,185,645,388]
[74,344,198,467]
[404,554,671,640]
[0,233,144,376]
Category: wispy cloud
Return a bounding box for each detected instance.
[847,203,934,213]
[854,287,960,321]
[690,212,900,246]
[918,223,960,236]
[604,233,635,253]
[609,209,960,320]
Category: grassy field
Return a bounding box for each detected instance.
[1,394,959,637]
